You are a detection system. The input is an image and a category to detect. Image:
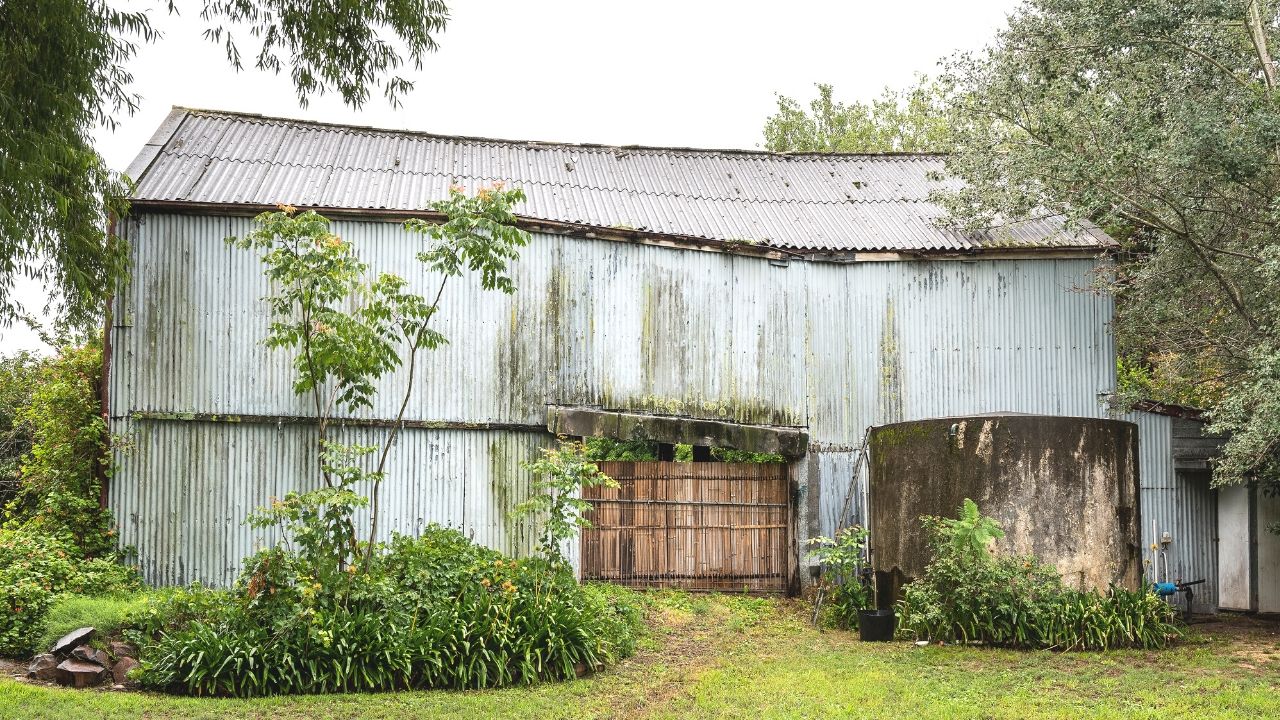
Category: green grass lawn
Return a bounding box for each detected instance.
[3,593,1278,720]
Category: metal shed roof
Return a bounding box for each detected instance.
[126,108,1113,254]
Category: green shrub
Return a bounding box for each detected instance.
[36,591,159,652]
[0,528,139,656]
[124,584,227,641]
[0,571,55,656]
[3,342,116,557]
[137,526,646,697]
[583,436,658,461]
[897,501,1180,650]
[709,446,786,464]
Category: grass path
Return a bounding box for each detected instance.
[3,594,1279,719]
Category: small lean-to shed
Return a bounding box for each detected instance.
[1133,400,1280,614]
[111,108,1129,590]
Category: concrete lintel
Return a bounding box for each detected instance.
[545,405,809,459]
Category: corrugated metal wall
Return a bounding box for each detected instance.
[111,212,1158,588]
[1126,412,1219,610]
[109,420,553,586]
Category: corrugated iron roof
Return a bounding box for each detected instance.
[126,108,1113,253]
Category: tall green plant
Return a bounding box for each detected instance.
[3,341,114,556]
[229,184,529,562]
[806,525,871,630]
[939,498,1005,561]
[517,438,619,565]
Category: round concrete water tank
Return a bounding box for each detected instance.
[867,415,1140,604]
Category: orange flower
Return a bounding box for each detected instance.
[480,578,491,587]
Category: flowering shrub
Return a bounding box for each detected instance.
[137,526,643,696]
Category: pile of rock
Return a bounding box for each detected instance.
[26,627,139,689]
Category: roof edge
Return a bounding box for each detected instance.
[167,105,951,160]
[124,108,188,182]
[123,199,1113,261]
[1132,399,1208,421]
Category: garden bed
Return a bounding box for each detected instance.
[2,595,1279,719]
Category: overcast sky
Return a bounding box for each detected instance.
[3,0,1019,352]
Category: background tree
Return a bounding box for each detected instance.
[0,351,43,508]
[0,0,449,330]
[763,77,952,153]
[938,0,1280,489]
[1,341,114,556]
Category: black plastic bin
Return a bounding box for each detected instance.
[858,609,896,642]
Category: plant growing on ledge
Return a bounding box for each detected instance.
[517,438,619,565]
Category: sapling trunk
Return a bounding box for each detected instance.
[365,272,451,560]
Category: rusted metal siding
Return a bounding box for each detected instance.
[110,212,1124,586]
[127,109,1112,253]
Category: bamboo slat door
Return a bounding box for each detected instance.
[581,461,791,593]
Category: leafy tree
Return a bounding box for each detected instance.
[763,77,952,153]
[231,184,529,562]
[0,351,43,507]
[0,0,449,330]
[2,341,115,556]
[938,0,1280,489]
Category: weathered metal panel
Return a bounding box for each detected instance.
[1132,411,1221,611]
[1218,485,1252,610]
[111,212,1123,586]
[128,109,1111,253]
[109,417,551,587]
[1257,491,1280,613]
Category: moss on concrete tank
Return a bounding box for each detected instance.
[868,415,1140,604]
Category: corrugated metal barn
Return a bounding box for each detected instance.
[113,107,1187,594]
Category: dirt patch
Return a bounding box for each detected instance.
[0,657,25,681]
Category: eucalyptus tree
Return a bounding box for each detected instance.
[939,0,1280,488]
[0,0,449,329]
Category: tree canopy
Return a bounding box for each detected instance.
[0,0,449,330]
[939,0,1280,488]
[762,78,951,153]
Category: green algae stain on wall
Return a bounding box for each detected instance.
[487,436,531,557]
[878,299,904,424]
